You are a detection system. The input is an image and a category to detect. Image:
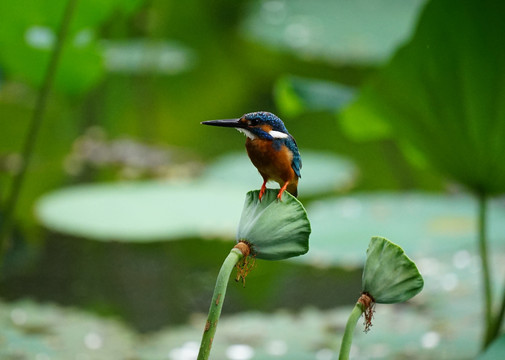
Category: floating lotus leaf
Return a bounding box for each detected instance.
[237,189,310,260]
[35,181,244,241]
[202,151,358,197]
[302,192,505,267]
[362,236,423,304]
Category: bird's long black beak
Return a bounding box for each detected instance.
[201,119,247,128]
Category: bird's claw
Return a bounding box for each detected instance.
[258,189,265,202]
[258,181,267,202]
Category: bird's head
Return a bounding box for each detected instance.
[201,111,289,140]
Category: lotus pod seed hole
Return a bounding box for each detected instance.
[358,292,375,333]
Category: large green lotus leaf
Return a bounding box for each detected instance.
[242,0,425,64]
[478,334,505,360]
[362,236,423,304]
[237,189,310,260]
[274,75,356,117]
[0,299,137,359]
[202,151,358,197]
[340,0,505,194]
[0,0,143,94]
[35,181,245,241]
[302,192,505,267]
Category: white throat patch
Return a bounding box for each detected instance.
[269,130,289,139]
[236,128,257,140]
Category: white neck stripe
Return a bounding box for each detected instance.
[269,130,289,139]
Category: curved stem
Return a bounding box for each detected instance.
[488,284,505,345]
[478,193,493,348]
[0,0,78,253]
[339,302,364,360]
[197,248,244,360]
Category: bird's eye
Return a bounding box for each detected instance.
[249,118,259,126]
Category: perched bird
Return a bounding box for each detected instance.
[201,111,301,200]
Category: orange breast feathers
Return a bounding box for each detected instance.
[245,138,299,194]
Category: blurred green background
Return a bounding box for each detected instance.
[1,0,505,359]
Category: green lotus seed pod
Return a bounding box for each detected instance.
[362,236,424,304]
[237,189,310,260]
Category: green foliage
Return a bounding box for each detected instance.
[340,0,505,194]
[362,236,423,304]
[1,0,497,357]
[237,189,310,260]
[0,0,143,94]
[0,0,145,229]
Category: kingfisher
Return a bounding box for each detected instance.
[201,111,301,201]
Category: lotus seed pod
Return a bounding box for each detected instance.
[362,236,424,304]
[237,189,310,260]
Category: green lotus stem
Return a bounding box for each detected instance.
[197,247,244,360]
[497,299,505,330]
[0,0,78,254]
[339,302,364,360]
[477,193,493,348]
[488,284,505,345]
